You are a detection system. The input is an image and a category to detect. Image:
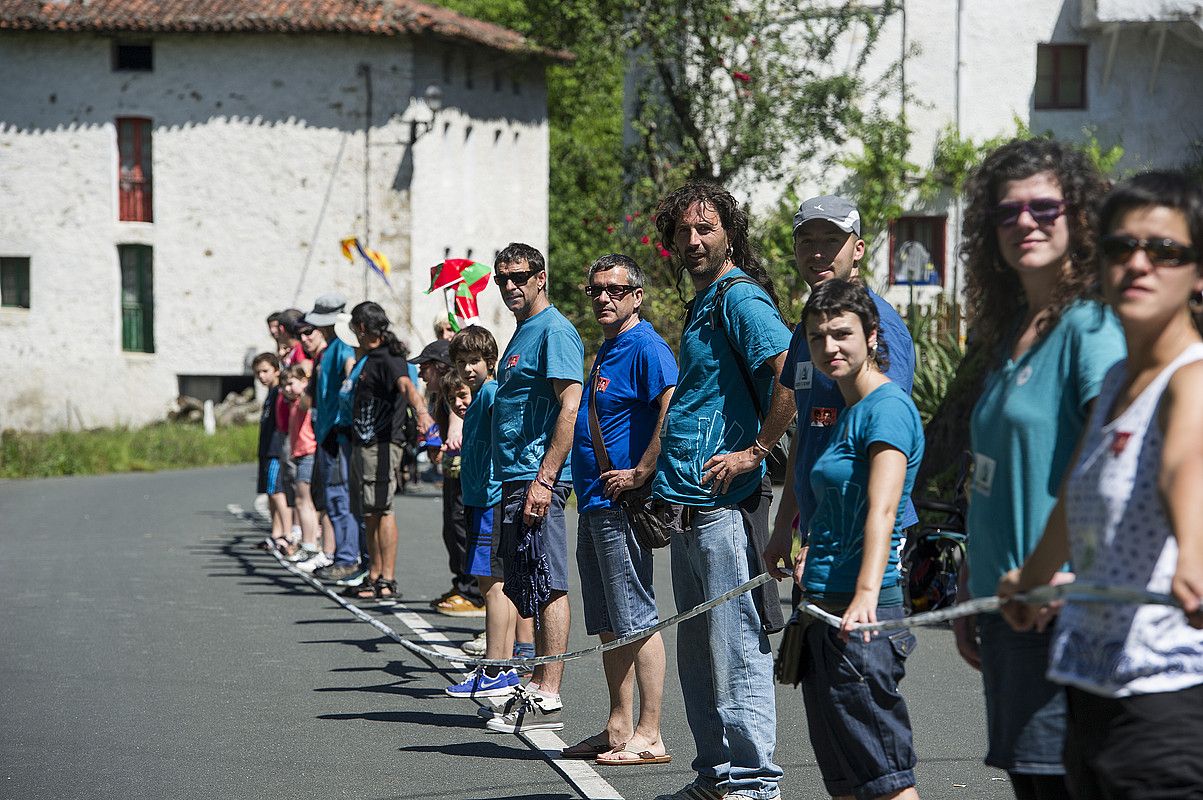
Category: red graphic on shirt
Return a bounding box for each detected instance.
[596,377,611,392]
[1111,431,1132,456]
[811,407,837,427]
[507,354,520,369]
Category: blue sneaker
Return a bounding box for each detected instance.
[445,668,519,698]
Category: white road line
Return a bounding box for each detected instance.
[227,503,625,800]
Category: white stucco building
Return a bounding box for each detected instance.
[780,0,1203,306]
[0,0,564,431]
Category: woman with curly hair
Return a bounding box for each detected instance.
[953,138,1126,799]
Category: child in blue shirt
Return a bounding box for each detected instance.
[444,326,530,698]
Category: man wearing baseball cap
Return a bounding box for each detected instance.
[305,292,366,586]
[762,193,917,589]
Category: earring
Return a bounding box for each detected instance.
[1191,291,1203,311]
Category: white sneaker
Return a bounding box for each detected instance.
[296,551,333,573]
[288,525,302,545]
[287,546,318,563]
[485,687,564,733]
[461,631,487,656]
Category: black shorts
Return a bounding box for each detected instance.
[1065,683,1203,799]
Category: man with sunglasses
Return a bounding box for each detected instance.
[763,195,916,598]
[486,242,584,733]
[561,254,677,763]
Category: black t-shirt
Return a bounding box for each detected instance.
[352,346,410,446]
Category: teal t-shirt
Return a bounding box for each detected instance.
[653,268,793,507]
[802,382,924,605]
[493,305,585,483]
[314,338,356,443]
[461,380,502,508]
[967,300,1125,599]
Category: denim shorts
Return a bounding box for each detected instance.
[465,505,502,579]
[500,480,571,593]
[977,614,1067,775]
[800,606,918,800]
[292,454,314,484]
[577,507,658,637]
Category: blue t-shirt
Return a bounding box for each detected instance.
[571,320,679,513]
[780,287,918,531]
[314,338,357,444]
[493,305,585,483]
[461,379,502,508]
[803,382,924,604]
[654,268,793,507]
[967,300,1125,599]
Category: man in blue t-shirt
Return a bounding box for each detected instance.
[485,242,584,735]
[763,195,918,587]
[565,254,678,764]
[652,183,794,800]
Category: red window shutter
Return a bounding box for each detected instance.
[117,117,153,222]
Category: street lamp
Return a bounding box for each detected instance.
[410,84,443,144]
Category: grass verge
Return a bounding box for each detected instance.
[1,423,258,479]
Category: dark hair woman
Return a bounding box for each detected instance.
[957,138,1126,800]
[791,279,924,800]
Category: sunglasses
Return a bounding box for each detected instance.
[296,327,316,337]
[991,198,1067,227]
[1101,235,1199,267]
[493,269,543,287]
[584,284,639,299]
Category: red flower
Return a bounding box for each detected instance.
[641,235,650,244]
[732,71,752,84]
[633,211,641,218]
[625,214,633,223]
[658,247,671,259]
[606,225,615,234]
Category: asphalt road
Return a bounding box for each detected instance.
[0,465,1014,799]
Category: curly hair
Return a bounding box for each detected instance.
[801,278,889,372]
[962,138,1107,359]
[449,325,499,373]
[654,181,780,310]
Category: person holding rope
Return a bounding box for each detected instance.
[999,171,1203,799]
[485,242,584,734]
[955,139,1125,799]
[562,254,677,765]
[651,182,794,800]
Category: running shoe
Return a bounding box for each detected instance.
[652,781,725,800]
[485,687,564,733]
[295,551,333,573]
[461,631,487,656]
[333,565,368,587]
[435,592,486,617]
[286,546,318,563]
[445,668,519,698]
[315,562,360,583]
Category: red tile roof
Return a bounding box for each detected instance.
[0,0,572,60]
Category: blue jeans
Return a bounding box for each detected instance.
[317,435,361,567]
[577,507,658,637]
[670,506,782,799]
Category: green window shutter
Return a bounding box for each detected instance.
[0,257,30,308]
[119,245,154,353]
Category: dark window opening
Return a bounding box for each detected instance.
[117,117,153,222]
[1035,44,1087,110]
[889,216,946,286]
[1,257,30,309]
[178,374,255,405]
[119,244,154,353]
[113,41,153,72]
[464,53,474,89]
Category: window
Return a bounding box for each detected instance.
[117,117,153,222]
[119,245,154,353]
[464,53,474,89]
[113,41,153,72]
[889,217,946,286]
[0,257,30,308]
[1035,44,1087,110]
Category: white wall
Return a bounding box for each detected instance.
[0,30,548,430]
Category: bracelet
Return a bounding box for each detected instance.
[751,440,771,458]
[534,476,556,491]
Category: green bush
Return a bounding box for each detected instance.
[0,423,259,479]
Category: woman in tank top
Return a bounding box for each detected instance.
[999,171,1203,798]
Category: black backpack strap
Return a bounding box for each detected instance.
[710,275,765,422]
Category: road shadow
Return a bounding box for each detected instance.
[318,709,483,727]
[398,741,541,761]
